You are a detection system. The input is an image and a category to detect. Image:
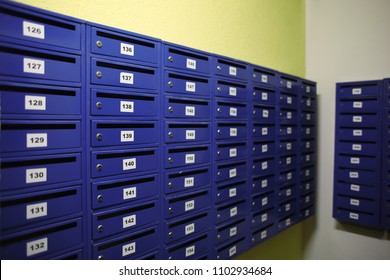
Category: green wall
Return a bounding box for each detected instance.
[17,0,306,259]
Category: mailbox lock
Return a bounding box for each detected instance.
[253,73,257,78]
[252,183,256,188]
[217,171,221,176]
[217,234,221,240]
[217,129,221,135]
[217,151,221,156]
[97,195,103,202]
[96,133,103,141]
[96,40,103,48]
[252,237,255,242]
[168,131,173,138]
[253,165,256,169]
[96,102,103,109]
[168,81,173,87]
[252,201,256,206]
[252,147,256,151]
[253,128,256,133]
[97,225,104,232]
[168,106,173,113]
[168,232,173,238]
[168,182,173,188]
[253,91,256,96]
[96,164,103,171]
[217,87,222,92]
[168,157,173,163]
[168,56,173,62]
[252,219,255,224]
[217,108,221,113]
[217,193,221,197]
[253,110,256,115]
[217,65,221,71]
[98,255,104,260]
[168,207,173,214]
[217,214,221,219]
[96,71,102,78]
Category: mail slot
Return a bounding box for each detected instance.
[0,2,82,51]
[91,148,158,178]
[92,200,158,240]
[337,141,379,156]
[92,174,158,209]
[279,92,297,108]
[278,184,297,202]
[337,168,379,184]
[215,199,246,225]
[337,154,379,170]
[215,180,247,204]
[251,208,275,229]
[165,122,210,143]
[216,122,247,140]
[0,217,82,259]
[165,211,210,244]
[279,109,298,123]
[279,140,298,155]
[215,161,247,183]
[1,153,82,191]
[252,141,275,158]
[164,167,210,194]
[164,44,211,74]
[165,189,210,218]
[279,124,298,138]
[92,226,159,260]
[337,81,381,97]
[164,71,211,96]
[278,169,297,185]
[252,85,276,105]
[216,141,247,161]
[214,57,248,80]
[278,214,297,231]
[301,96,316,111]
[252,191,275,212]
[251,66,278,86]
[90,26,159,64]
[278,155,297,170]
[215,100,247,119]
[251,223,276,245]
[51,249,84,260]
[1,185,82,231]
[301,125,316,138]
[300,192,315,208]
[165,145,210,169]
[300,152,315,166]
[338,98,380,112]
[165,96,210,119]
[334,208,380,228]
[301,81,317,96]
[299,179,316,195]
[91,89,158,117]
[336,194,379,213]
[1,120,81,153]
[252,104,275,122]
[91,58,158,89]
[215,236,247,260]
[252,157,275,175]
[337,127,379,141]
[0,42,81,82]
[334,181,377,199]
[215,218,247,245]
[91,120,157,147]
[215,79,247,100]
[339,113,380,127]
[0,83,81,115]
[251,123,275,139]
[301,139,316,153]
[252,174,275,194]
[280,75,299,93]
[165,231,210,259]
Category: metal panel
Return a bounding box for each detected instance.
[165,122,210,143]
[164,71,211,97]
[214,218,247,245]
[215,141,248,161]
[165,96,210,119]
[164,167,210,194]
[165,231,210,260]
[165,145,210,169]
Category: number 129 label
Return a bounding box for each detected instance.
[27,133,47,148]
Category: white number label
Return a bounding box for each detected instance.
[186,58,196,69]
[120,43,134,56]
[349,172,359,178]
[262,161,268,170]
[351,184,360,192]
[261,213,268,222]
[229,227,237,237]
[184,177,194,187]
[287,112,292,119]
[262,144,268,153]
[185,245,195,257]
[352,88,362,95]
[287,96,292,104]
[120,101,134,113]
[261,179,268,188]
[307,99,311,107]
[122,242,136,257]
[261,74,268,83]
[353,101,362,108]
[305,196,310,203]
[121,130,134,142]
[229,188,237,198]
[185,223,195,235]
[23,21,45,39]
[350,157,360,164]
[123,158,136,170]
[25,95,46,111]
[120,72,134,84]
[287,143,292,150]
[230,107,237,116]
[186,81,196,92]
[262,197,268,206]
[350,199,360,206]
[229,148,237,157]
[24,58,45,74]
[352,116,362,123]
[261,92,268,100]
[123,187,137,200]
[306,86,311,93]
[26,168,47,184]
[229,168,237,178]
[185,154,195,164]
[287,81,292,89]
[230,128,237,137]
[286,189,292,196]
[261,230,267,239]
[123,214,136,228]
[185,106,195,116]
[287,127,292,134]
[229,246,237,257]
[305,155,310,162]
[27,237,48,257]
[306,141,311,149]
[229,87,237,96]
[307,113,311,120]
[229,66,237,76]
[186,130,195,140]
[306,128,311,135]
[263,110,269,118]
[230,206,237,217]
[287,172,292,180]
[287,157,292,164]
[352,144,362,151]
[285,203,291,211]
[349,212,359,220]
[26,202,47,219]
[26,133,47,148]
[286,218,291,226]
[262,127,268,136]
[353,129,362,136]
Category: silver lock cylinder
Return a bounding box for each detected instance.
[96,102,103,109]
[96,133,103,141]
[96,164,102,171]
[96,71,102,78]
[96,40,103,48]
[168,81,173,87]
[97,195,103,202]
[97,225,104,232]
[168,56,173,62]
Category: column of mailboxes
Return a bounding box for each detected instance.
[162,43,212,259]
[382,79,390,229]
[333,80,383,228]
[86,23,162,259]
[212,56,249,259]
[0,2,85,259]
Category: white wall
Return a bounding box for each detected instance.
[305,0,390,259]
